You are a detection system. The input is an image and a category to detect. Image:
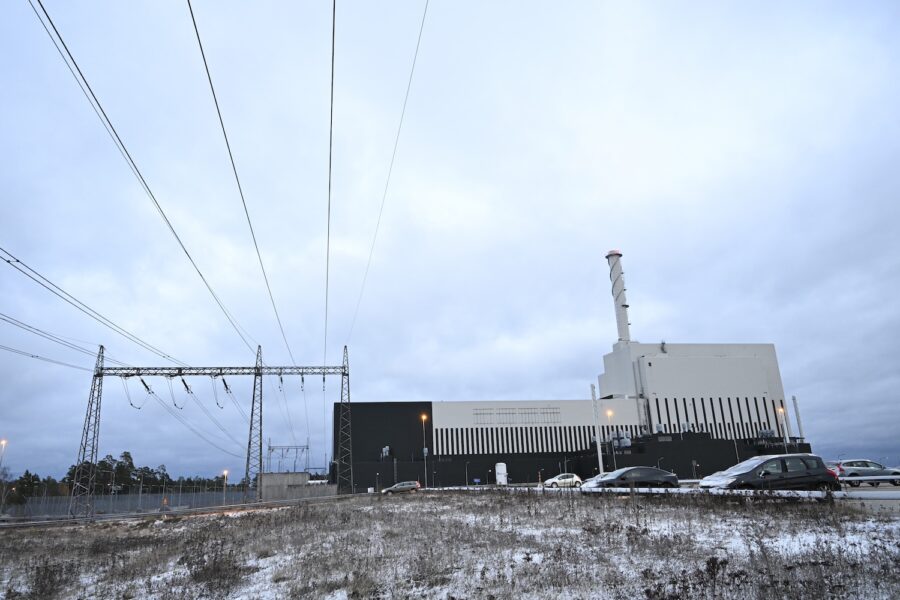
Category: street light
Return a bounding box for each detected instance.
[420,414,428,489]
[0,439,7,473]
[222,470,228,506]
[590,385,604,475]
[606,409,617,470]
[465,461,470,488]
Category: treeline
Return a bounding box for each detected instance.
[1,451,242,506]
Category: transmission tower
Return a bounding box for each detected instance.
[244,346,263,501]
[337,345,353,493]
[67,346,352,515]
[69,346,104,519]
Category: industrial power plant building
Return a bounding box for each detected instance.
[334,251,809,491]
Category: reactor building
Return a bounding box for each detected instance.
[334,251,808,491]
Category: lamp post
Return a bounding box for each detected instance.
[777,407,789,453]
[0,439,7,473]
[420,414,428,489]
[465,461,470,488]
[222,470,228,506]
[590,385,604,475]
[606,409,617,470]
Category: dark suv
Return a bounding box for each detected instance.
[699,454,839,492]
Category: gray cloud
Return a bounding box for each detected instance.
[1,1,899,479]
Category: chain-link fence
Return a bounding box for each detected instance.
[4,483,337,518]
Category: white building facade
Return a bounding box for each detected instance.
[431,398,637,457]
[421,249,800,459]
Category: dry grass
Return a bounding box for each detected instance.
[0,490,897,599]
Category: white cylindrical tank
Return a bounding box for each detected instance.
[495,462,508,486]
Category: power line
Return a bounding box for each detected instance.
[1,246,186,366]
[177,377,244,449]
[185,0,297,367]
[324,0,337,367]
[323,0,338,473]
[345,0,430,343]
[144,385,243,459]
[186,0,301,447]
[0,311,131,367]
[0,343,92,372]
[30,0,257,356]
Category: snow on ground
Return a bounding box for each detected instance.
[0,490,898,599]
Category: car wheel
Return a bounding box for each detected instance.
[848,475,861,488]
[869,482,880,487]
[892,478,900,487]
[575,482,582,488]
[411,488,417,493]
[550,482,558,488]
[815,483,831,493]
[386,491,393,495]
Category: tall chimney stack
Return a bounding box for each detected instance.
[606,250,631,342]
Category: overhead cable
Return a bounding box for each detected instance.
[30,0,256,356]
[186,0,297,367]
[0,343,92,372]
[187,0,302,446]
[143,382,243,459]
[1,246,185,367]
[322,0,337,472]
[345,0,430,344]
[0,311,131,367]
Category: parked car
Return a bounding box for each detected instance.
[582,467,679,489]
[826,459,900,487]
[542,473,582,488]
[381,481,420,495]
[699,454,839,492]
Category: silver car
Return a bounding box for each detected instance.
[381,481,421,494]
[828,459,900,487]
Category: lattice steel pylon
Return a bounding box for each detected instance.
[244,346,264,501]
[69,346,105,519]
[336,345,353,494]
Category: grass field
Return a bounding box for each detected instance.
[1,490,898,599]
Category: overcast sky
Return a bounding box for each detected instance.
[2,1,899,479]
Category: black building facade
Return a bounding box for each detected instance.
[333,401,812,492]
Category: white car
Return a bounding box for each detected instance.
[542,473,582,488]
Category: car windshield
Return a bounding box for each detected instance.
[722,457,770,475]
[600,468,632,479]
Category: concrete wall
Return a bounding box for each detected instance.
[260,472,323,501]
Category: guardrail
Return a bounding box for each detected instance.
[838,475,900,483]
[580,486,900,500]
[431,485,900,501]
